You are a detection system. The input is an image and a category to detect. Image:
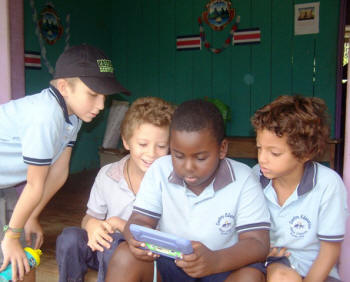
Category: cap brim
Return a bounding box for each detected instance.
[80,77,131,96]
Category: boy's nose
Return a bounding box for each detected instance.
[184,159,194,172]
[147,146,156,158]
[258,150,267,164]
[97,95,105,110]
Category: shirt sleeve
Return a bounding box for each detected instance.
[317,170,348,242]
[67,118,82,147]
[235,172,271,233]
[86,168,108,220]
[133,161,163,220]
[21,114,62,166]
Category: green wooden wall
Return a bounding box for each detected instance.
[23,0,341,173]
[111,0,340,137]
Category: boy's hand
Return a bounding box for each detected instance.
[127,236,159,261]
[86,219,114,252]
[175,241,215,278]
[268,247,291,258]
[0,235,31,281]
[24,217,44,249]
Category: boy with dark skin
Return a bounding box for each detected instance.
[106,99,270,282]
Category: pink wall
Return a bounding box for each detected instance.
[0,0,12,104]
[340,56,350,281]
[9,0,25,100]
[0,0,24,105]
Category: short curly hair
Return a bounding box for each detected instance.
[121,97,175,142]
[170,99,225,144]
[251,95,330,161]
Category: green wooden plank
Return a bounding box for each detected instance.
[229,0,252,136]
[271,0,294,100]
[174,0,194,104]
[111,1,129,98]
[292,0,319,97]
[314,0,340,136]
[292,36,315,97]
[126,0,144,98]
[250,0,272,122]
[193,0,212,100]
[159,0,176,103]
[142,0,160,97]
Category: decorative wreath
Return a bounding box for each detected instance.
[198,16,240,54]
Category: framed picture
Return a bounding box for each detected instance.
[294,2,320,35]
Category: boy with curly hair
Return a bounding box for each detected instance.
[251,95,348,282]
[106,99,271,282]
[56,97,175,282]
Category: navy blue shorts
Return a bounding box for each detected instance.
[156,256,231,282]
[248,256,290,274]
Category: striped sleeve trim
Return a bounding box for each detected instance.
[236,222,271,233]
[67,141,76,147]
[133,206,161,219]
[23,156,52,166]
[318,234,344,242]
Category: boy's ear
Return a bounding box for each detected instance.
[122,137,130,151]
[56,79,69,97]
[219,139,228,159]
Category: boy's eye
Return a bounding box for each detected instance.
[271,152,281,157]
[158,145,167,149]
[139,143,147,147]
[196,155,208,161]
[174,154,184,159]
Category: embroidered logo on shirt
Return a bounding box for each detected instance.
[216,212,235,235]
[289,214,311,238]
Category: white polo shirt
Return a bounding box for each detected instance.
[134,155,270,251]
[0,87,82,189]
[253,162,348,279]
[86,155,136,221]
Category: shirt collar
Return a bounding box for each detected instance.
[168,158,235,191]
[49,86,71,124]
[106,155,129,182]
[260,161,317,196]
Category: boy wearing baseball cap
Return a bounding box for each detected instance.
[0,44,130,281]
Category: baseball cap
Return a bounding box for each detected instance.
[54,44,131,95]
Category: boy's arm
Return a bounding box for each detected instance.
[303,241,341,282]
[177,229,269,277]
[1,163,50,280]
[24,147,72,247]
[123,211,158,241]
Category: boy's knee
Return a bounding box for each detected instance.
[267,264,302,282]
[56,227,85,251]
[227,267,265,282]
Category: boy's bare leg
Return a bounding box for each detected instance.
[225,266,265,282]
[105,242,154,282]
[267,263,302,282]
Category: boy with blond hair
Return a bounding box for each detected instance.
[0,44,130,281]
[56,97,175,282]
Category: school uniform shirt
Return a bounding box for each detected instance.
[0,87,82,189]
[253,162,348,279]
[133,155,271,251]
[86,155,136,221]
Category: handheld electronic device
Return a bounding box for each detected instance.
[130,224,193,259]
